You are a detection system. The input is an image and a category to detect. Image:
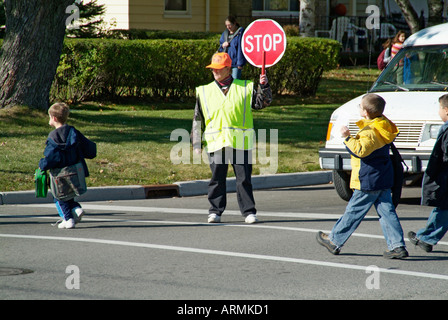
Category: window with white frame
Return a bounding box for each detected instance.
[252,0,299,12]
[164,0,191,16]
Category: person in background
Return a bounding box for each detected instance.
[218,15,246,79]
[390,30,407,84]
[391,30,406,60]
[382,38,392,67]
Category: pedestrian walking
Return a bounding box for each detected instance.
[317,93,408,259]
[39,102,97,229]
[408,94,448,252]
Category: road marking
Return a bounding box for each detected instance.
[5,204,448,246]
[0,213,384,241]
[16,203,369,220]
[1,233,448,281]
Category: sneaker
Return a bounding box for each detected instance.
[58,218,75,229]
[316,231,340,255]
[72,207,84,224]
[207,213,221,223]
[383,246,409,259]
[408,231,433,252]
[245,214,258,224]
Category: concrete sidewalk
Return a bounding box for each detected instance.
[0,171,332,205]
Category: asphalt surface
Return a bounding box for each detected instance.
[1,172,448,306]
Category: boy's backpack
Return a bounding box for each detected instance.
[390,143,408,208]
[377,49,386,70]
[50,162,87,201]
[34,168,49,198]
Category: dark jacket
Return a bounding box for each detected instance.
[218,27,246,69]
[39,124,97,177]
[421,122,448,209]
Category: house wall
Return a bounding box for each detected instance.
[98,0,130,30]
[99,0,229,32]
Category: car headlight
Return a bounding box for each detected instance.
[430,124,442,139]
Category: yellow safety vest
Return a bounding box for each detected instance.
[197,79,254,153]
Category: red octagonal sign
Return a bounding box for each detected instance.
[242,19,287,69]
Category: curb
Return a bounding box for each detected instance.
[0,171,332,205]
[174,171,332,197]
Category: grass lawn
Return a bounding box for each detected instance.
[0,67,381,191]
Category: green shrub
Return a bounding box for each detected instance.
[105,29,221,40]
[283,25,300,37]
[50,37,340,102]
[244,37,341,96]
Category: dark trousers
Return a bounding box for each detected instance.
[54,198,81,220]
[208,148,256,217]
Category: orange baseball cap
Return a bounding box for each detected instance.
[206,52,232,69]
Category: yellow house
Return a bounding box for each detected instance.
[98,0,229,32]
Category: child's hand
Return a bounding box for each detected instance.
[340,125,350,138]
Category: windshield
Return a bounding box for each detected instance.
[371,45,448,92]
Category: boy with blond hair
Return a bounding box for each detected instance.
[317,93,408,259]
[39,103,96,229]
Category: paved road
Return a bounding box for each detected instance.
[1,184,448,305]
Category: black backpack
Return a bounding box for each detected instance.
[390,143,407,208]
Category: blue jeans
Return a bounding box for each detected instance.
[231,67,242,80]
[330,189,405,250]
[416,207,448,245]
[54,198,81,221]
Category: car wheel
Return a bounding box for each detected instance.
[333,170,353,201]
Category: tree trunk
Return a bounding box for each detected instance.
[0,0,72,110]
[394,0,420,34]
[299,0,315,37]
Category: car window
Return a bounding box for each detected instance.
[371,45,448,92]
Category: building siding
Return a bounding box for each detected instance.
[98,0,130,30]
[98,0,228,32]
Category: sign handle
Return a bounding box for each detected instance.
[261,50,266,75]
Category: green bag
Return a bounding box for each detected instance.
[34,168,49,198]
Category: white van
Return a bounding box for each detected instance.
[319,22,448,201]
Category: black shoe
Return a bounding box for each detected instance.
[316,231,340,255]
[383,246,409,259]
[408,231,433,252]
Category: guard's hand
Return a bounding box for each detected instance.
[260,74,268,85]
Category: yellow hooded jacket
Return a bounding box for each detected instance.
[344,116,399,191]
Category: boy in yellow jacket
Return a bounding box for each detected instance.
[317,93,408,259]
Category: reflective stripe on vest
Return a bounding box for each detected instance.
[197,79,254,153]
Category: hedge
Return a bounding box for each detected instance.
[1,37,341,103]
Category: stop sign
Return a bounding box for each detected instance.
[242,19,287,69]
